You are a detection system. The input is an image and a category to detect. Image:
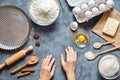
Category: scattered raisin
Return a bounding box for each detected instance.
[34,34,39,39]
[35,41,40,47]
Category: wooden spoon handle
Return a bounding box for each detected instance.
[96,45,120,56]
[0,63,6,70]
[10,63,27,74]
[102,40,115,45]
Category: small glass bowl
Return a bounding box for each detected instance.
[98,54,120,79]
[72,29,90,48]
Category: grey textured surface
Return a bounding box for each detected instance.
[0,0,120,80]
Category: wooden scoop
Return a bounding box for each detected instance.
[87,45,120,61]
[10,55,39,74]
[93,40,115,49]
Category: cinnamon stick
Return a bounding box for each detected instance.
[21,68,35,73]
[17,72,30,78]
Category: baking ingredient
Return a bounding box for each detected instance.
[17,72,30,78]
[78,35,85,42]
[106,0,114,8]
[81,3,89,11]
[72,6,81,15]
[85,11,93,18]
[0,46,33,71]
[22,68,35,73]
[34,34,39,39]
[99,55,119,77]
[30,0,59,25]
[70,21,78,31]
[84,52,95,60]
[88,0,95,7]
[103,17,120,37]
[35,41,40,47]
[92,7,99,15]
[99,4,107,11]
[10,55,39,74]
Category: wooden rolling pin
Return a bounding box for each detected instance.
[0,46,33,71]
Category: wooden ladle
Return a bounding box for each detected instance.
[10,55,39,74]
[93,40,115,49]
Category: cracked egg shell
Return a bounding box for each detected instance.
[106,0,114,8]
[72,6,82,15]
[92,7,99,15]
[85,11,93,18]
[81,3,89,11]
[70,21,78,31]
[99,4,107,11]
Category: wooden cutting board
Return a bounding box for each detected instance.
[92,8,120,48]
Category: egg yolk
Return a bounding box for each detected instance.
[78,35,85,42]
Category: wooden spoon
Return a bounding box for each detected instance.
[85,45,120,61]
[93,40,115,49]
[10,55,39,74]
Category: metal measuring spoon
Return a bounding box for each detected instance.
[93,40,115,49]
[10,55,39,74]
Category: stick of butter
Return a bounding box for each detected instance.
[103,17,120,37]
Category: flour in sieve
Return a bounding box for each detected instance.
[30,0,59,25]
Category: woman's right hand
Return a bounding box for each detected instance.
[60,46,77,80]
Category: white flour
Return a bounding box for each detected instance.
[30,0,59,25]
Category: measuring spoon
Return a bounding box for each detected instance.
[10,55,39,74]
[85,45,120,61]
[93,40,115,49]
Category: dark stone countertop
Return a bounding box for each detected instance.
[0,0,120,80]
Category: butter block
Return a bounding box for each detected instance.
[103,17,120,37]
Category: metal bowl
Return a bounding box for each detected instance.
[0,5,31,50]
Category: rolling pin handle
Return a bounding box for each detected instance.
[0,63,6,70]
[24,46,33,53]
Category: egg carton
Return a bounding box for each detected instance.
[67,0,114,23]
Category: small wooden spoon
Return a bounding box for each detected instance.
[93,40,115,49]
[86,45,120,61]
[10,55,39,74]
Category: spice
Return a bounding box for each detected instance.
[35,41,40,47]
[22,68,35,73]
[17,72,30,78]
[34,34,39,39]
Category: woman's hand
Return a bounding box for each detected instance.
[40,55,56,80]
[60,46,77,80]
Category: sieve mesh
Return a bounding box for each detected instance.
[0,5,31,50]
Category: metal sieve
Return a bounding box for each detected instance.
[0,5,31,50]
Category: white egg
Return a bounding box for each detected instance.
[81,3,89,11]
[85,11,93,18]
[95,0,101,4]
[92,7,99,15]
[99,4,107,11]
[106,0,114,8]
[72,6,81,15]
[88,0,95,7]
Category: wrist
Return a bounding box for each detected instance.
[66,71,75,80]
